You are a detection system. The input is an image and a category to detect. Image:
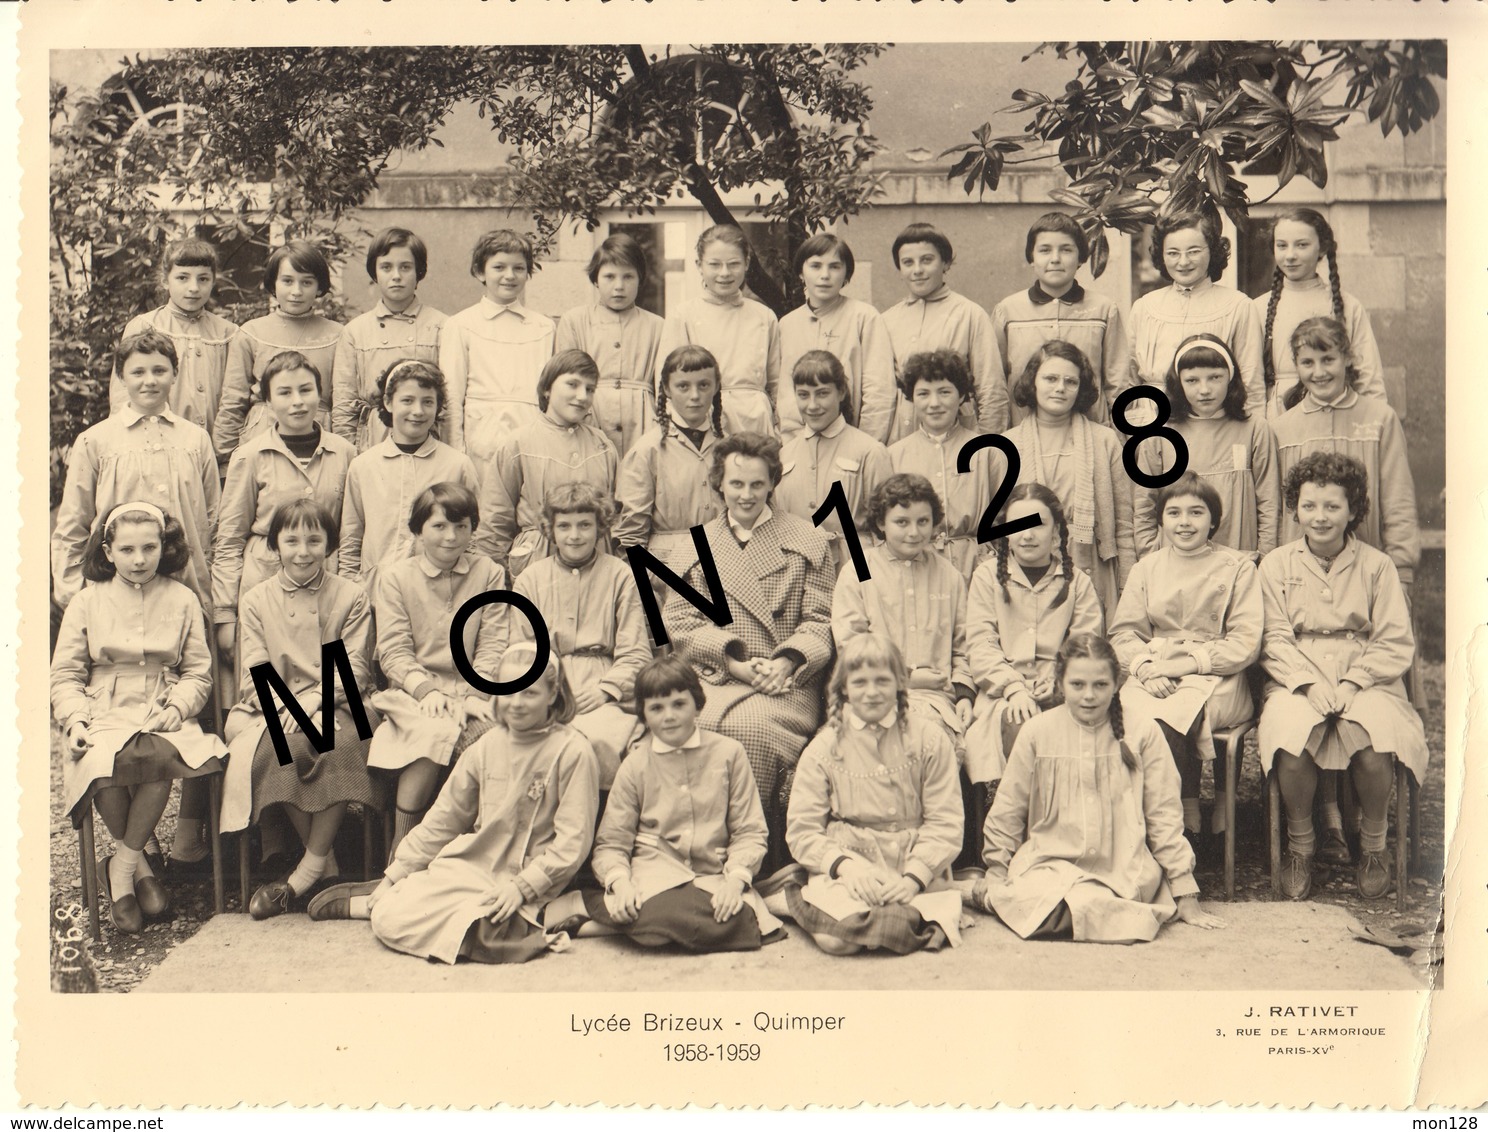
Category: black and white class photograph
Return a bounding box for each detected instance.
[46,39,1447,995]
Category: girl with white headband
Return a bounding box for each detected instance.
[50,503,227,934]
[1133,332,1282,561]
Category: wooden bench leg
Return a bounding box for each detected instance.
[207,774,225,916]
[1395,762,1409,914]
[1222,733,1240,901]
[362,808,375,881]
[1267,770,1282,899]
[238,829,252,910]
[78,807,101,942]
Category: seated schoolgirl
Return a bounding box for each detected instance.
[580,655,785,951]
[309,646,600,966]
[219,500,379,918]
[50,504,228,934]
[775,633,965,955]
[1132,334,1280,561]
[964,483,1103,788]
[970,634,1226,943]
[831,473,975,747]
[511,482,648,789]
[1111,472,1263,839]
[366,482,509,861]
[1258,452,1428,900]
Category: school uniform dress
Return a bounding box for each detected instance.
[1134,413,1280,559]
[1128,280,1265,420]
[439,297,556,482]
[1253,276,1389,418]
[472,415,618,577]
[555,301,664,458]
[993,282,1130,426]
[881,287,1008,443]
[108,305,237,443]
[51,576,227,819]
[511,552,648,788]
[586,727,783,950]
[964,557,1104,783]
[1271,388,1420,585]
[212,426,357,630]
[831,545,974,744]
[331,300,446,452]
[220,571,377,834]
[887,424,1007,583]
[777,296,896,444]
[51,407,221,613]
[367,553,510,771]
[1256,538,1427,780]
[784,711,964,953]
[1004,416,1135,617]
[337,437,479,594]
[774,416,892,577]
[213,311,343,463]
[369,722,599,964]
[613,424,721,577]
[659,294,781,437]
[665,509,835,808]
[1110,544,1263,759]
[982,706,1197,943]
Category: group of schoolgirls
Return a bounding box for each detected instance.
[49,202,1427,959]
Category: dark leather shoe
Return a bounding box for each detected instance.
[249,881,294,920]
[99,857,144,934]
[306,879,380,922]
[164,853,213,880]
[1317,828,1352,868]
[1356,851,1392,899]
[134,874,172,919]
[1280,851,1314,901]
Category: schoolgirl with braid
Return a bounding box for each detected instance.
[964,483,1103,786]
[613,344,725,582]
[1253,208,1388,418]
[968,633,1225,943]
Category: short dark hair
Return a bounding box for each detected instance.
[377,360,446,427]
[258,350,323,404]
[586,233,649,287]
[709,433,783,495]
[470,229,537,276]
[1153,471,1224,539]
[791,350,854,427]
[81,507,190,582]
[1011,340,1100,416]
[1283,451,1371,537]
[263,240,332,298]
[892,222,953,266]
[1165,333,1247,422]
[267,498,340,553]
[540,482,612,535]
[114,328,178,376]
[162,237,220,276]
[408,481,480,536]
[866,473,944,539]
[1025,212,1089,264]
[635,654,707,712]
[1151,208,1230,283]
[792,233,855,283]
[365,227,428,282]
[537,349,600,411]
[898,349,973,404]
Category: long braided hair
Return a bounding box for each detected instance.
[824,633,911,743]
[654,344,724,447]
[1262,208,1345,397]
[1053,633,1136,771]
[994,482,1073,610]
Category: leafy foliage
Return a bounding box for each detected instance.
[940,40,1446,275]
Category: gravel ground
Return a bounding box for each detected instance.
[49,665,1448,993]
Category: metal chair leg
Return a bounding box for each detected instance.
[78,807,101,942]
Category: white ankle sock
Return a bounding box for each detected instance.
[112,845,142,894]
[1359,816,1388,855]
[287,851,328,896]
[1321,801,1344,833]
[1287,816,1316,857]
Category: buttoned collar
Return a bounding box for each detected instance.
[805,414,847,441]
[378,435,438,458]
[554,550,600,575]
[1301,387,1360,414]
[1009,557,1065,590]
[275,567,327,594]
[373,299,423,322]
[846,705,898,731]
[164,303,207,322]
[416,552,473,578]
[119,404,181,427]
[269,425,329,457]
[805,293,847,319]
[1028,280,1085,306]
[701,291,746,309]
[728,504,773,543]
[479,296,533,321]
[1172,278,1214,298]
[1294,535,1357,576]
[651,727,703,754]
[905,285,950,307]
